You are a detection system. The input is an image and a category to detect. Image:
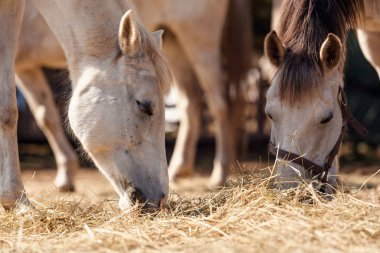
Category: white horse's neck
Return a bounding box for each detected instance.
[30,0,133,84]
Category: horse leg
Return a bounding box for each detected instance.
[0,0,30,210]
[357,29,380,79]
[164,35,202,180]
[196,56,235,187]
[168,88,202,180]
[16,68,78,192]
[174,33,235,187]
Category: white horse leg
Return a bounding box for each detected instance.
[168,89,202,180]
[16,68,79,192]
[175,35,234,187]
[0,0,30,210]
[197,57,234,187]
[164,35,202,180]
[357,29,380,79]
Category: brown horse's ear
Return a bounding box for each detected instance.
[119,10,142,57]
[264,31,286,67]
[152,29,164,49]
[320,33,343,71]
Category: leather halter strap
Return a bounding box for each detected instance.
[268,87,368,183]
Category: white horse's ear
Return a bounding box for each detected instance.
[152,29,164,49]
[320,33,343,71]
[119,10,142,57]
[264,31,286,67]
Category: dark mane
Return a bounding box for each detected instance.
[276,0,365,103]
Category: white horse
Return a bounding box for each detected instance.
[0,0,172,210]
[264,0,379,189]
[15,0,252,190]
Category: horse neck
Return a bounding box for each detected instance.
[30,0,132,85]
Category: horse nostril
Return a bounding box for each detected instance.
[130,188,146,204]
[130,191,139,203]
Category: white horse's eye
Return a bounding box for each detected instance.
[320,113,333,124]
[264,109,273,120]
[136,100,153,116]
[264,105,275,121]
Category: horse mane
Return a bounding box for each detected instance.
[276,0,366,103]
[138,24,173,95]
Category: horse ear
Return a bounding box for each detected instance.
[320,33,343,71]
[264,31,286,67]
[119,10,142,57]
[152,30,164,49]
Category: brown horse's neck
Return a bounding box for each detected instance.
[277,0,365,61]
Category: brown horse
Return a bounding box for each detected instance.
[264,0,379,190]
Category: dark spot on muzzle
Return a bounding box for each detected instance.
[135,192,166,210]
[130,187,147,205]
[125,183,166,210]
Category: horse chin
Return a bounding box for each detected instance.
[274,162,339,193]
[118,192,133,211]
[274,162,305,189]
[325,166,340,189]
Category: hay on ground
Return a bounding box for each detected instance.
[1,168,380,253]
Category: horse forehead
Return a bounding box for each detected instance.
[127,70,157,86]
[138,69,156,78]
[266,75,283,109]
[268,71,337,104]
[267,75,281,99]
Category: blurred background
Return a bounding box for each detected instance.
[17,0,380,175]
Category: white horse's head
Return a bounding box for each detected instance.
[68,10,171,209]
[264,31,344,188]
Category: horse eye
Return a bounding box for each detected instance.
[320,113,333,124]
[136,100,153,116]
[266,113,273,120]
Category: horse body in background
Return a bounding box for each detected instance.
[15,1,75,192]
[0,0,171,210]
[132,0,251,187]
[15,0,252,189]
[357,1,380,77]
[264,0,379,189]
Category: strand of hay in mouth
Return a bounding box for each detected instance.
[1,169,380,253]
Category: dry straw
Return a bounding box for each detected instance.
[1,167,380,252]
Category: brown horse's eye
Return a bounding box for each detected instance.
[136,100,153,116]
[320,113,333,124]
